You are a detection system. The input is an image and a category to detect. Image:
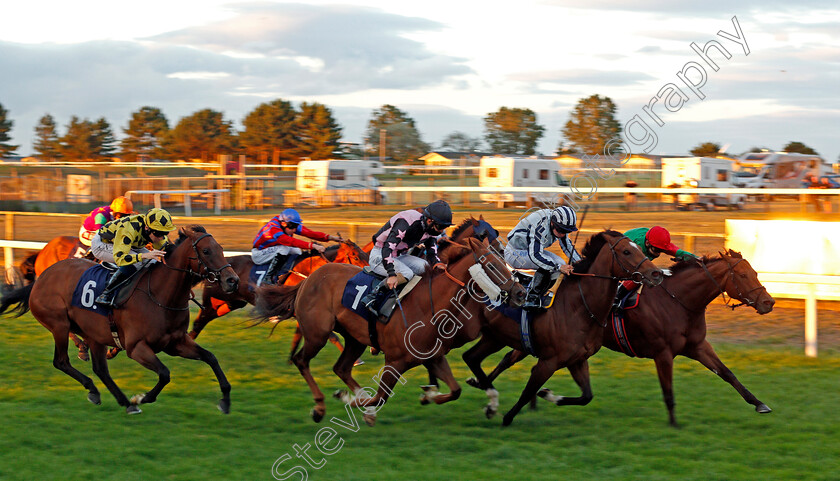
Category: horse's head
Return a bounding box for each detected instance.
[577,230,663,286]
[442,216,503,262]
[175,225,239,294]
[457,237,527,307]
[718,249,775,314]
[334,240,369,267]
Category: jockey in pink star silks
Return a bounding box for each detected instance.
[360,199,453,310]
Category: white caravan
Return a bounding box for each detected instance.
[734,152,830,189]
[479,156,567,205]
[661,156,745,210]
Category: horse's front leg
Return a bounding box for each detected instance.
[86,339,136,413]
[653,351,678,426]
[502,357,559,427]
[462,335,506,418]
[331,336,367,403]
[537,359,594,407]
[421,355,461,405]
[352,360,408,427]
[686,340,771,415]
[165,336,231,414]
[126,340,172,411]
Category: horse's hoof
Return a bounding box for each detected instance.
[333,389,347,400]
[78,351,89,362]
[501,414,514,427]
[756,403,772,414]
[363,413,377,427]
[87,392,101,405]
[484,405,497,419]
[311,407,325,423]
[218,399,231,414]
[419,395,430,405]
[465,377,481,389]
[126,405,142,415]
[536,388,551,399]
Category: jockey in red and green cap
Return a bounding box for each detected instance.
[624,226,695,262]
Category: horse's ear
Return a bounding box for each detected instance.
[728,249,742,258]
[178,227,188,242]
[479,214,485,220]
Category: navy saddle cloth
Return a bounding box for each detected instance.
[71,264,113,316]
[341,270,393,324]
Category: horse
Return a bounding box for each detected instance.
[11,235,90,359]
[0,225,240,414]
[475,249,776,426]
[461,229,664,425]
[254,236,527,426]
[189,239,369,340]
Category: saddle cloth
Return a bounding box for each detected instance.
[71,264,114,315]
[249,262,270,291]
[341,268,421,324]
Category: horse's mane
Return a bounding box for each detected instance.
[439,217,478,257]
[164,225,207,257]
[572,229,623,274]
[667,249,742,275]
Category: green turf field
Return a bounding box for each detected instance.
[1,307,838,481]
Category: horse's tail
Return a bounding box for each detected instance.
[254,283,300,325]
[0,283,34,317]
[20,252,38,283]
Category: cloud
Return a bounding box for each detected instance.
[509,69,656,88]
[543,0,840,15]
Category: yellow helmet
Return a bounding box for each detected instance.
[145,208,176,232]
[110,196,134,216]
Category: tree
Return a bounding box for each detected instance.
[33,114,62,161]
[162,109,238,162]
[60,116,98,161]
[92,118,117,160]
[239,99,296,164]
[439,131,483,152]
[0,102,19,157]
[484,107,545,155]
[561,95,622,155]
[690,142,722,157]
[121,106,170,162]
[293,102,342,160]
[782,141,819,155]
[365,105,430,162]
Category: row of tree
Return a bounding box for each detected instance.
[0,97,823,163]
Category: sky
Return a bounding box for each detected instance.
[1,0,839,160]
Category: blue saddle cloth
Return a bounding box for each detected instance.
[248,263,271,291]
[71,264,113,316]
[341,270,391,323]
[488,302,538,356]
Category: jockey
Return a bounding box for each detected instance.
[615,226,697,306]
[79,196,135,247]
[91,207,176,306]
[252,208,342,285]
[360,199,453,311]
[624,226,695,262]
[504,205,581,309]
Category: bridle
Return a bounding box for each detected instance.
[698,256,768,310]
[162,232,232,283]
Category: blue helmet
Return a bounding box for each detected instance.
[281,208,302,224]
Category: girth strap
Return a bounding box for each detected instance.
[610,311,636,357]
[107,312,124,350]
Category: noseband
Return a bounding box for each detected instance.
[164,232,232,283]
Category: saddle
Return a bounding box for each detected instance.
[360,267,422,322]
[513,269,555,310]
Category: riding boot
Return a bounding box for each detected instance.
[523,269,552,309]
[95,268,132,307]
[613,283,631,310]
[262,254,287,286]
[361,279,388,315]
[276,253,300,277]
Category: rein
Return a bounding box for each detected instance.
[697,257,767,310]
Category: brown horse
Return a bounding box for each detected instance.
[13,235,90,359]
[462,230,664,425]
[477,249,775,426]
[189,240,369,339]
[0,225,239,414]
[254,236,527,425]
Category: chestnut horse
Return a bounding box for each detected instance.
[476,249,775,426]
[462,230,664,426]
[0,225,239,414]
[189,240,368,339]
[255,236,527,426]
[13,236,91,359]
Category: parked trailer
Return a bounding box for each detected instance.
[661,157,745,210]
[479,156,567,206]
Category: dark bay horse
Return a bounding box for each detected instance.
[0,225,239,414]
[255,236,527,426]
[478,249,775,426]
[462,230,663,425]
[189,240,368,339]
